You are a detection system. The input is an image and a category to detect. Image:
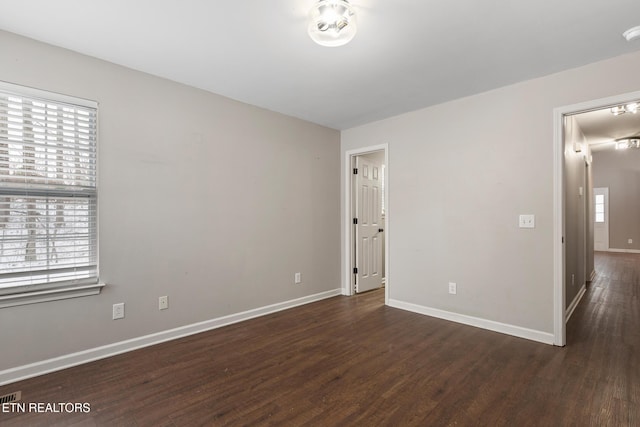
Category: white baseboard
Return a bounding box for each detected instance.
[388,299,554,345]
[606,248,640,254]
[565,284,586,322]
[0,288,342,386]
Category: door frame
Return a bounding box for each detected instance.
[343,143,389,304]
[553,89,640,346]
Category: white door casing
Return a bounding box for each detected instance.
[593,187,609,251]
[355,156,383,293]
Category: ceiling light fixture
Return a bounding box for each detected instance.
[626,102,639,114]
[610,105,626,116]
[623,26,640,42]
[615,138,640,150]
[308,0,357,47]
[610,102,639,116]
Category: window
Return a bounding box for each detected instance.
[595,194,605,223]
[0,82,99,302]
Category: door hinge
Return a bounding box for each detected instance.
[353,168,358,175]
[353,267,358,274]
[353,218,358,225]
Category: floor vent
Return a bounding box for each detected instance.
[0,391,21,404]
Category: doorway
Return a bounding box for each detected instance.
[353,151,384,293]
[343,144,389,303]
[553,89,640,346]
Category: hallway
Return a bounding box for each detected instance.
[562,252,640,424]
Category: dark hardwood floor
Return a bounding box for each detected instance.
[1,252,638,426]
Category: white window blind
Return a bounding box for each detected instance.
[0,83,97,295]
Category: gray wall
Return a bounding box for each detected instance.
[593,148,640,251]
[0,31,340,371]
[342,49,640,335]
[586,161,595,279]
[564,116,592,308]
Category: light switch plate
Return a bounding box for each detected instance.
[519,214,535,229]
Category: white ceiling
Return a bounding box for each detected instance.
[1,0,640,130]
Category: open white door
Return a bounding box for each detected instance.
[594,187,609,251]
[354,156,383,293]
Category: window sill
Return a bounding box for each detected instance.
[0,283,105,308]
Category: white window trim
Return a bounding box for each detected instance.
[0,81,103,307]
[0,282,105,308]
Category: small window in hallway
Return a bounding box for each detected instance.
[595,194,605,223]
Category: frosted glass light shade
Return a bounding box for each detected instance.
[623,26,640,42]
[308,0,357,47]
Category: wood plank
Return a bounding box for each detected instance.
[1,252,639,426]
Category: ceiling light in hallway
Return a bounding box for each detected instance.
[615,138,640,149]
[610,102,639,115]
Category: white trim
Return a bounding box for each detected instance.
[388,299,554,345]
[0,80,97,108]
[605,248,640,254]
[553,89,640,347]
[343,144,389,305]
[0,288,341,386]
[565,284,586,322]
[553,107,566,346]
[0,283,105,309]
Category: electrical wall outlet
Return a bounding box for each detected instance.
[629,239,633,244]
[159,296,168,310]
[448,282,457,295]
[112,303,125,320]
[295,273,301,284]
